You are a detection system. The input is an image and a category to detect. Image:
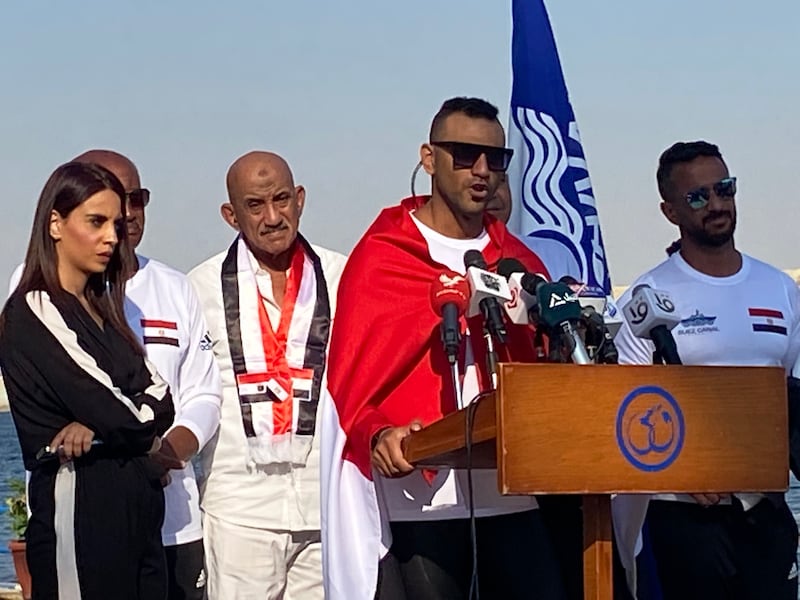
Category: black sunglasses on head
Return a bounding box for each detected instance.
[685,177,736,210]
[126,188,150,209]
[431,141,514,172]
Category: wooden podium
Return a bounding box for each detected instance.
[404,363,788,600]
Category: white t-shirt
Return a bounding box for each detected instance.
[373,215,538,522]
[615,251,800,509]
[125,256,222,545]
[188,243,347,532]
[8,257,223,546]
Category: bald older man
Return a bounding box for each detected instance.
[188,151,347,599]
[486,173,511,224]
[9,150,222,600]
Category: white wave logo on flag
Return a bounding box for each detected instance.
[507,0,611,296]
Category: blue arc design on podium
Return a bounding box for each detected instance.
[616,385,685,472]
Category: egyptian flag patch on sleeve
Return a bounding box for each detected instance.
[141,319,180,346]
[748,308,787,335]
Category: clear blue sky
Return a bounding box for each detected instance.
[1,1,797,285]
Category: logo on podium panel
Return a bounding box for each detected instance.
[616,385,685,472]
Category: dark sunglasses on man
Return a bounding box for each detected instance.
[431,141,514,172]
[685,177,736,210]
[126,188,150,209]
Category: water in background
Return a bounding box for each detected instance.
[0,411,25,586]
[0,412,799,591]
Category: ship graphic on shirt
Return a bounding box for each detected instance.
[677,310,719,335]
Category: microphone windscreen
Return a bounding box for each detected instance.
[430,272,470,317]
[463,249,487,270]
[520,273,548,295]
[497,258,526,280]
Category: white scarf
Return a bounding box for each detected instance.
[221,235,330,466]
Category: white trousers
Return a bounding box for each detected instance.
[203,512,323,600]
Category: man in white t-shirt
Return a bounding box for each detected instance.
[614,141,800,599]
[188,151,346,599]
[321,97,567,600]
[9,150,222,600]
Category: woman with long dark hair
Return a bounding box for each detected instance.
[0,162,175,599]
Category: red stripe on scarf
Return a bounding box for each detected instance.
[254,245,305,436]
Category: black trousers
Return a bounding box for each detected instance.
[646,498,798,600]
[27,456,167,600]
[165,539,205,600]
[375,510,567,600]
[536,495,657,600]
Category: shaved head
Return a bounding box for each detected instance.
[226,151,294,205]
[72,149,146,249]
[221,150,305,271]
[72,149,140,191]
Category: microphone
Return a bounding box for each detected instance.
[580,304,619,364]
[558,275,623,338]
[558,275,606,315]
[622,284,682,365]
[536,280,591,365]
[430,271,471,365]
[558,276,619,364]
[463,250,510,343]
[497,258,548,325]
[601,297,624,339]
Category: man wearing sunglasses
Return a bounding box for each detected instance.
[614,141,800,599]
[74,150,223,600]
[9,149,223,600]
[322,97,567,600]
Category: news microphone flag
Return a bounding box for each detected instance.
[507,0,612,296]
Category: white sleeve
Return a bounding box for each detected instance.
[170,280,222,451]
[786,282,800,377]
[614,289,655,366]
[7,263,23,298]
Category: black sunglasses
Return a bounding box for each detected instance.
[685,177,736,210]
[431,141,514,172]
[126,188,150,209]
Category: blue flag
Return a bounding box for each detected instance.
[507,0,611,295]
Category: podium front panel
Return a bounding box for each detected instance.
[496,363,788,495]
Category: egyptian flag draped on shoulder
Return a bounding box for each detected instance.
[320,196,549,600]
[221,234,330,466]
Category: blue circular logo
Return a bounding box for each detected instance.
[616,385,685,472]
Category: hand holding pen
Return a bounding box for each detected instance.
[36,422,100,463]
